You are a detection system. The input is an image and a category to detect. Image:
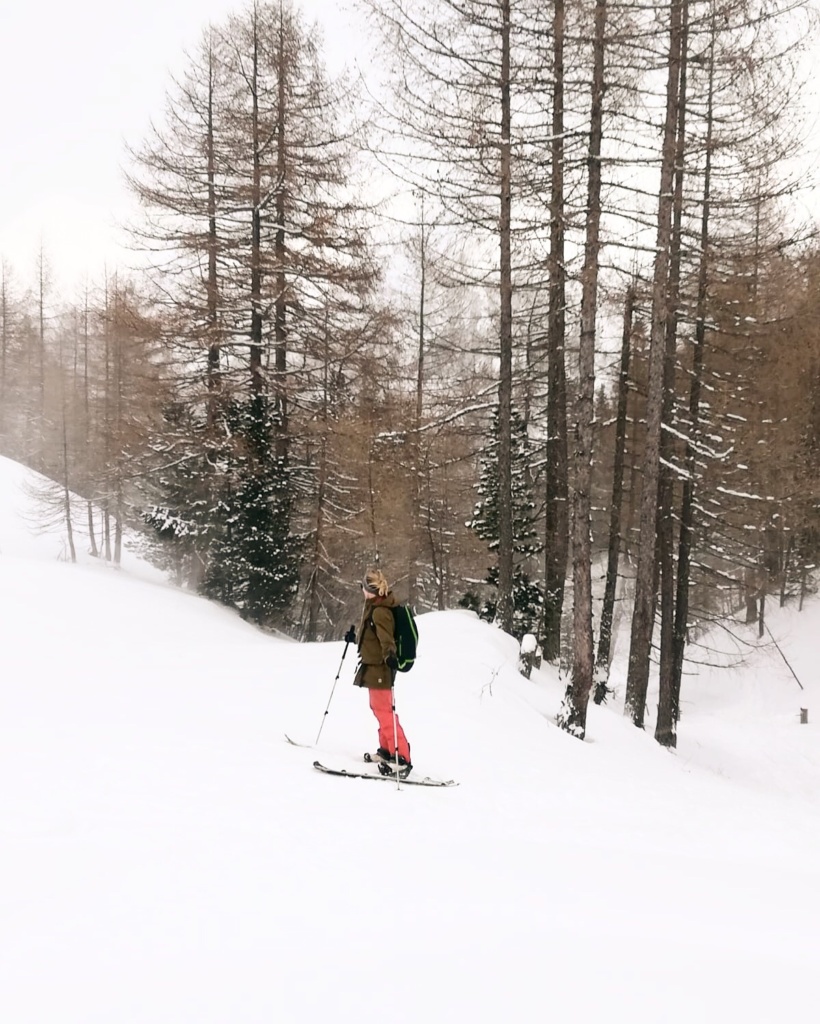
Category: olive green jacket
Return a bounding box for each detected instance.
[354,592,398,690]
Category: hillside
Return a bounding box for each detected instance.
[1,455,818,1024]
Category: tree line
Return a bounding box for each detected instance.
[1,0,818,747]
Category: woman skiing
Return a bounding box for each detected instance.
[350,567,412,777]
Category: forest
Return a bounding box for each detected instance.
[1,0,818,745]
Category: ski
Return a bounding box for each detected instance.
[313,761,458,788]
[284,733,313,748]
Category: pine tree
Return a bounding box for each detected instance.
[467,406,542,638]
[202,395,301,627]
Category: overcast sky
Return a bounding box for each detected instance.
[3,1,818,299]
[0,0,363,295]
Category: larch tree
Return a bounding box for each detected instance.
[594,284,636,702]
[358,0,556,635]
[541,0,569,666]
[130,0,382,625]
[558,0,608,739]
[624,0,686,729]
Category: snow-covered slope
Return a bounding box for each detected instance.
[1,455,818,1024]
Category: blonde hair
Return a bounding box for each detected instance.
[363,567,389,598]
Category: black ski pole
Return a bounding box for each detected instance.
[316,628,354,746]
[390,683,401,791]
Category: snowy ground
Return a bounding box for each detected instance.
[1,453,818,1023]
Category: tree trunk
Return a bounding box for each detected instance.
[758,582,766,638]
[37,247,46,423]
[274,6,288,459]
[306,316,330,642]
[249,11,264,396]
[496,0,515,634]
[744,567,759,623]
[624,0,684,729]
[80,292,98,559]
[780,535,794,607]
[409,199,427,608]
[656,0,689,749]
[103,281,112,563]
[543,0,569,663]
[114,483,123,566]
[0,268,8,436]
[87,501,98,558]
[60,350,77,563]
[671,7,715,729]
[559,0,607,739]
[112,287,124,568]
[595,284,635,702]
[205,40,221,433]
[103,507,111,562]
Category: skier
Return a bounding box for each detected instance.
[347,567,413,777]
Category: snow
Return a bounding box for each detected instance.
[519,631,537,654]
[1,453,820,1023]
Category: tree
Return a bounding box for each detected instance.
[621,0,815,737]
[542,0,570,666]
[624,0,685,729]
[359,0,557,635]
[467,405,542,638]
[130,0,381,615]
[202,394,301,625]
[0,261,18,446]
[594,284,636,702]
[558,0,608,739]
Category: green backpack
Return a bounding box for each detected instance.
[370,605,419,672]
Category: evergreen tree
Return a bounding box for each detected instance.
[141,445,221,588]
[202,395,301,627]
[467,406,542,638]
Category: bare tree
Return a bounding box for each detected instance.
[542,0,570,664]
[595,284,635,701]
[558,0,608,738]
[624,0,685,729]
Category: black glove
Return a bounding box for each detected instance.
[386,653,399,673]
[344,626,356,645]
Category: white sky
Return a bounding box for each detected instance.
[0,0,363,295]
[2,1,818,300]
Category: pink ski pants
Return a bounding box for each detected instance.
[368,687,411,762]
